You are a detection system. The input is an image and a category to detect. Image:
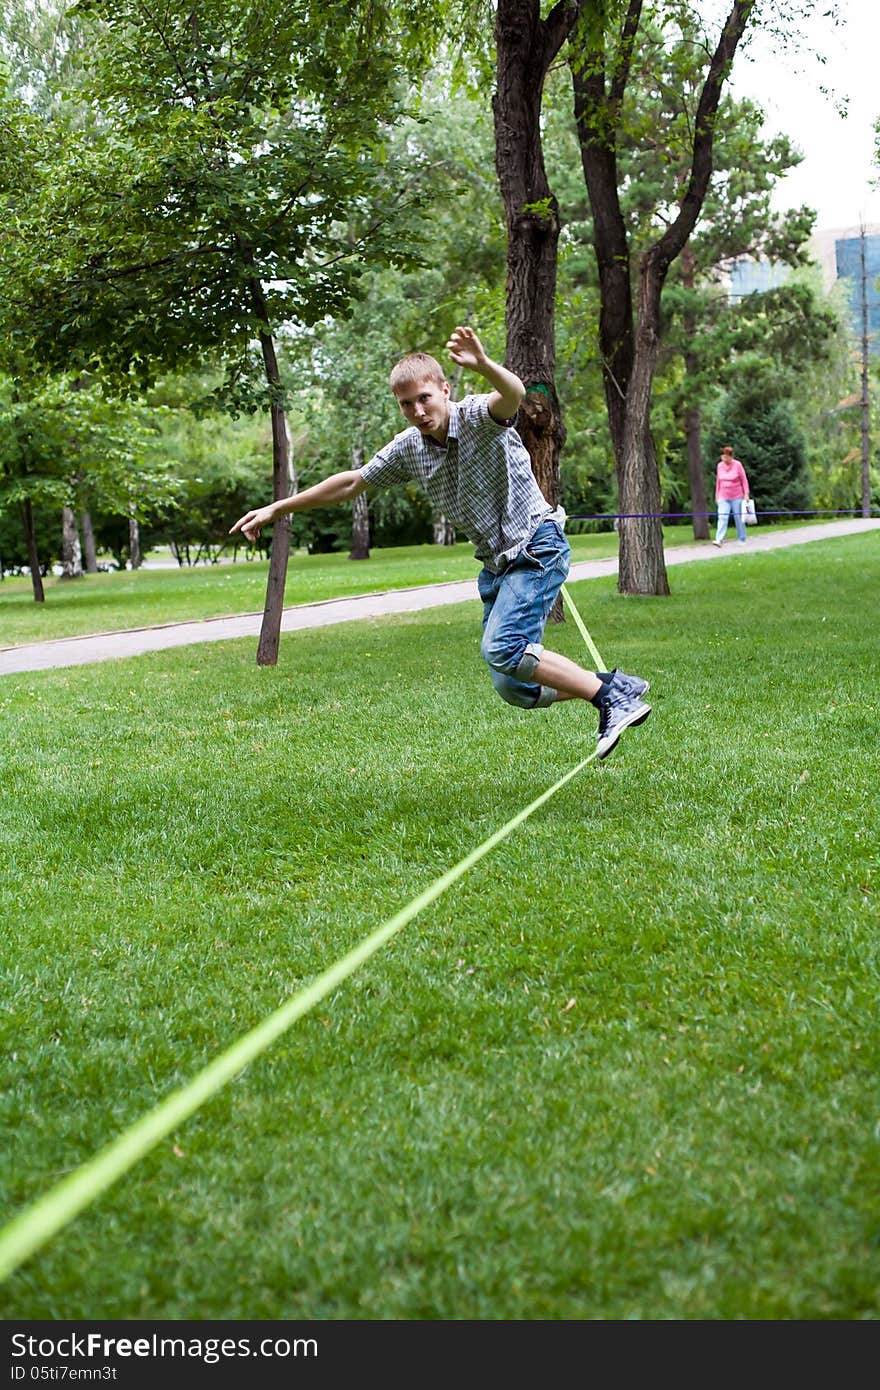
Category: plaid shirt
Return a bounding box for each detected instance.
[360,394,557,573]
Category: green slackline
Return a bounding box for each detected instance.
[561,582,604,669]
[0,583,604,1282]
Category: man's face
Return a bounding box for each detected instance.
[392,376,450,440]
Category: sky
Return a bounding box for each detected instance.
[728,0,880,233]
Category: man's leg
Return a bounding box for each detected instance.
[528,638,651,760]
[478,524,650,757]
[479,523,572,708]
[531,647,601,701]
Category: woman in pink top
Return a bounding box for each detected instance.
[713,444,750,546]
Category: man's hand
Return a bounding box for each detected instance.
[229,504,276,542]
[447,324,524,421]
[446,325,489,372]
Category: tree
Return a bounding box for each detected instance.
[647,82,817,539]
[493,0,579,619]
[0,373,178,597]
[136,370,274,565]
[706,375,811,519]
[569,0,766,594]
[660,275,834,520]
[0,493,58,579]
[2,0,440,658]
[717,268,864,517]
[514,25,833,541]
[283,79,509,558]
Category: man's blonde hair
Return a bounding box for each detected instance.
[389,352,446,393]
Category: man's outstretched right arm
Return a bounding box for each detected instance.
[229,470,367,542]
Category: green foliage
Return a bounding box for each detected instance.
[0,373,181,567]
[706,380,811,518]
[1,0,443,398]
[275,77,508,551]
[1,0,863,558]
[0,0,94,111]
[136,374,272,559]
[0,497,58,573]
[805,345,880,515]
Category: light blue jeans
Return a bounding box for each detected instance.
[715,495,746,543]
[477,519,571,708]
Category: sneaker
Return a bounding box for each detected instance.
[609,668,650,699]
[712,539,722,548]
[595,676,652,760]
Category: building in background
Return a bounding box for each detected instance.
[728,257,792,299]
[727,222,880,355]
[833,228,880,353]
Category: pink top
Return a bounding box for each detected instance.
[716,457,749,500]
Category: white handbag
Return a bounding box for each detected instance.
[743,498,757,525]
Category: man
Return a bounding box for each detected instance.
[230,325,651,758]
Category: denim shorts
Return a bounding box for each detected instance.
[476,519,571,707]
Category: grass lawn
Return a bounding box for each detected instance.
[0,525,741,647]
[0,533,877,1319]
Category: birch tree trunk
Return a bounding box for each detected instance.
[432,514,456,545]
[60,506,83,578]
[349,443,370,560]
[128,514,142,569]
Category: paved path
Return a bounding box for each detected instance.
[2,518,878,675]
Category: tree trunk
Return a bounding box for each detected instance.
[684,399,710,540]
[680,247,709,540]
[432,513,456,545]
[572,31,661,594]
[257,390,292,665]
[128,514,142,569]
[20,499,45,603]
[60,506,83,579]
[435,364,462,545]
[617,255,670,595]
[517,386,564,516]
[494,0,577,623]
[81,510,99,572]
[571,40,635,470]
[349,443,370,560]
[246,267,295,666]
